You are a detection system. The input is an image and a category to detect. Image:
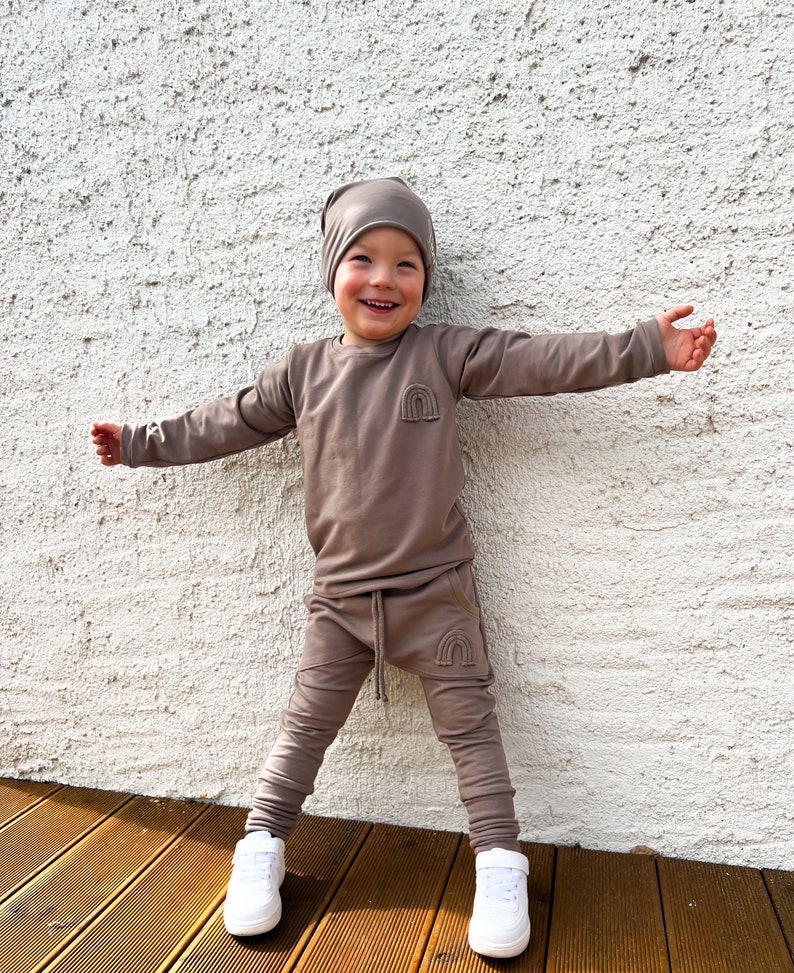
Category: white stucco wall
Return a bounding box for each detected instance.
[1,0,791,869]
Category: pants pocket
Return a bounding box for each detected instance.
[447,562,480,615]
[384,566,490,679]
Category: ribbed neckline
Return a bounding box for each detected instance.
[329,324,416,358]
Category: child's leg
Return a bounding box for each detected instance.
[381,564,521,855]
[226,599,372,938]
[419,672,521,854]
[246,594,374,839]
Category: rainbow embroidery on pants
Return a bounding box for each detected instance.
[435,631,475,667]
[401,384,440,422]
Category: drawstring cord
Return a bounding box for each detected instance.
[371,590,389,702]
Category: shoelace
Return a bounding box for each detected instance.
[234,850,278,883]
[480,867,521,904]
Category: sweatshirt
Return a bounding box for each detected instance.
[121,320,669,597]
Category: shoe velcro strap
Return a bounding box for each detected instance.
[476,849,529,874]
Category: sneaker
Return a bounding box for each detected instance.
[223,831,286,936]
[467,847,531,958]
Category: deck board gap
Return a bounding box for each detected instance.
[762,868,794,962]
[655,856,675,973]
[540,845,558,973]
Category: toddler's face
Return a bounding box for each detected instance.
[333,227,425,347]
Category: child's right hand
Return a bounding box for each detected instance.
[90,421,123,466]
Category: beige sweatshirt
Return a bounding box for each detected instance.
[121,320,669,596]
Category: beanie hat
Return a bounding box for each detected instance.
[321,177,436,302]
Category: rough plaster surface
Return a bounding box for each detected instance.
[1,1,792,869]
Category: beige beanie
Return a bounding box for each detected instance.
[321,177,436,302]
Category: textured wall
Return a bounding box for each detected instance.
[2,0,792,869]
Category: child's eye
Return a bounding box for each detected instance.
[351,254,371,263]
[399,260,418,269]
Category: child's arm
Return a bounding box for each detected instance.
[90,421,123,467]
[656,305,717,372]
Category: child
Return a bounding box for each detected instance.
[91,177,716,959]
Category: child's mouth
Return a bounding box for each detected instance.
[361,300,398,312]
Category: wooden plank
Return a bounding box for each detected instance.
[291,822,460,973]
[0,785,132,903]
[1,794,206,973]
[419,839,555,972]
[170,814,371,973]
[763,867,794,959]
[659,857,794,973]
[546,846,669,973]
[0,778,62,826]
[38,804,246,973]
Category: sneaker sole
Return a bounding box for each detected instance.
[223,903,282,937]
[468,925,531,959]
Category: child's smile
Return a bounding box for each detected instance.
[361,299,398,311]
[334,226,425,347]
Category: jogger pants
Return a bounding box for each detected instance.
[246,564,521,853]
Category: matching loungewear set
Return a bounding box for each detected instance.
[121,316,669,853]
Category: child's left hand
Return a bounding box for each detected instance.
[656,305,717,372]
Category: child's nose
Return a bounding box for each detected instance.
[370,263,395,286]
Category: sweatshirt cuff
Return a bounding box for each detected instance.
[119,422,136,467]
[639,317,670,376]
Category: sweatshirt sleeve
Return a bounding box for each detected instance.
[120,356,296,468]
[433,318,669,401]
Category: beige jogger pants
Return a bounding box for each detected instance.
[245,563,521,853]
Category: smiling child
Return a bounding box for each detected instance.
[91,177,716,958]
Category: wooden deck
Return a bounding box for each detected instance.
[1,779,792,973]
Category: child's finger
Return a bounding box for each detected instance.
[666,304,694,323]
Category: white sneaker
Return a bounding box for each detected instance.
[223,831,286,936]
[467,847,531,958]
